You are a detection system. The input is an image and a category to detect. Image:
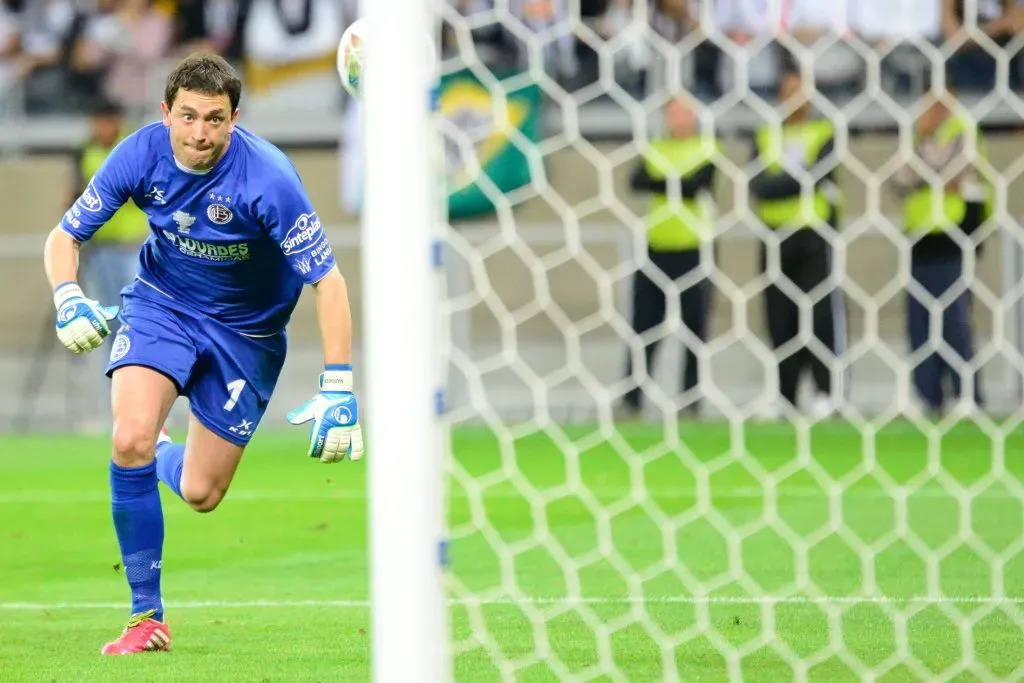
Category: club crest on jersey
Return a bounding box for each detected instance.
[172,210,195,235]
[110,333,131,362]
[207,204,233,225]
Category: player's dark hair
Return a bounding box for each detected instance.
[164,53,242,113]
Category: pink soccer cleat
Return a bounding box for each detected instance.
[101,610,171,655]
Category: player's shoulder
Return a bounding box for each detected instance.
[117,121,169,155]
[231,125,302,183]
[104,121,169,172]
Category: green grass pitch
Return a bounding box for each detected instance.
[1,420,1023,682]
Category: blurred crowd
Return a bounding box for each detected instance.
[1,0,1022,119]
[450,0,1024,102]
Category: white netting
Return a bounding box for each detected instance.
[433,1,1024,680]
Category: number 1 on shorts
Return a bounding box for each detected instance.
[224,379,246,411]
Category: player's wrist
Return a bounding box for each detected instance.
[53,282,84,310]
[321,364,353,393]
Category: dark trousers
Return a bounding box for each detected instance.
[907,255,981,411]
[624,248,710,411]
[760,229,845,407]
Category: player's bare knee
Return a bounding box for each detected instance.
[111,421,157,467]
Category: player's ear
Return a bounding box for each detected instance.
[160,101,172,126]
[229,108,239,132]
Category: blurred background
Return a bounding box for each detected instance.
[0,0,1022,433]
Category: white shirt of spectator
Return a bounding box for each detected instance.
[850,0,941,41]
[0,3,18,104]
[244,0,342,64]
[785,0,861,86]
[712,0,778,90]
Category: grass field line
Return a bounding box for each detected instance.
[1,484,1022,504]
[5,596,1024,611]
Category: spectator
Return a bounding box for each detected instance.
[891,87,991,416]
[0,0,21,112]
[942,0,1023,91]
[172,0,238,58]
[649,0,720,101]
[785,0,864,103]
[73,0,173,115]
[850,0,942,97]
[16,0,76,114]
[713,0,780,101]
[511,0,576,83]
[620,96,720,419]
[748,62,846,420]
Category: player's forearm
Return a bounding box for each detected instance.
[313,267,353,366]
[43,227,82,291]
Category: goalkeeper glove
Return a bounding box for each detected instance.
[287,364,364,463]
[53,282,119,355]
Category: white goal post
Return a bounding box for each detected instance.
[362,0,448,681]
[360,0,1024,681]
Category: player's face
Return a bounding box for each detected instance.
[161,89,238,171]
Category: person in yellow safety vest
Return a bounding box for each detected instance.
[748,65,847,420]
[892,88,991,417]
[70,99,150,331]
[68,99,150,432]
[620,97,720,419]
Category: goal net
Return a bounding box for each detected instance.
[417,0,1024,680]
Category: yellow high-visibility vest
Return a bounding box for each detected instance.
[753,120,835,228]
[903,115,993,235]
[642,136,720,251]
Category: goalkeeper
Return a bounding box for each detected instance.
[42,53,363,655]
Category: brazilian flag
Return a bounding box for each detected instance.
[438,69,542,220]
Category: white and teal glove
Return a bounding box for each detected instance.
[53,282,119,354]
[287,364,364,463]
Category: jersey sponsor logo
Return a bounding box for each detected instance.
[172,210,195,234]
[295,256,313,275]
[161,230,251,262]
[63,209,82,231]
[110,333,131,362]
[77,180,103,213]
[311,237,333,267]
[207,204,233,225]
[280,213,323,255]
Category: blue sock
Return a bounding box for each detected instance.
[155,442,185,501]
[110,461,165,622]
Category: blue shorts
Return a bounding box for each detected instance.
[106,293,287,446]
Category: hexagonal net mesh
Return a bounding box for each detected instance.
[433,1,1024,680]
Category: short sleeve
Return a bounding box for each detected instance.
[258,165,337,284]
[60,136,137,242]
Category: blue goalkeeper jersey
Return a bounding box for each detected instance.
[60,122,336,337]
